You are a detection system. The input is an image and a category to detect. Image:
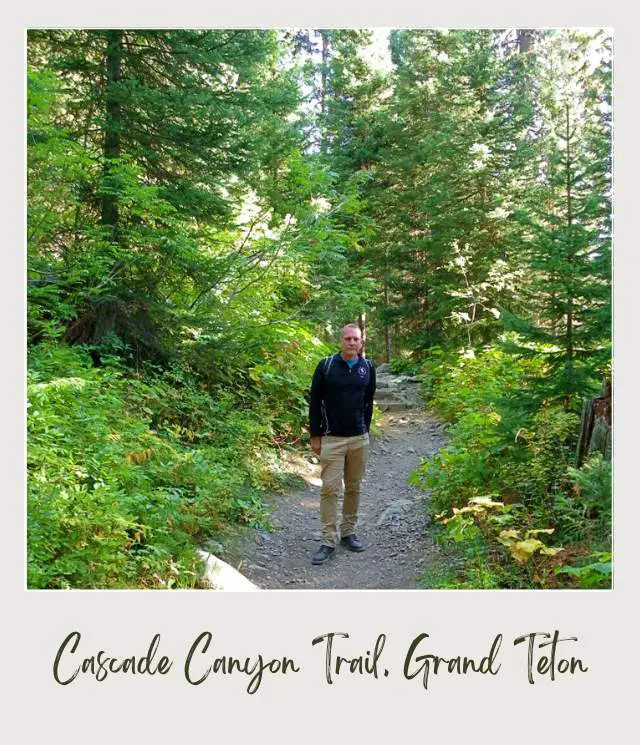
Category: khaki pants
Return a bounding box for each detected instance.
[319,433,369,547]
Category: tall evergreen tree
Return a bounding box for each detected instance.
[363,29,537,357]
[287,29,387,337]
[27,30,301,362]
[504,29,612,407]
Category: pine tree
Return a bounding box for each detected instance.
[287,29,387,337]
[27,30,301,361]
[504,29,612,408]
[365,29,536,357]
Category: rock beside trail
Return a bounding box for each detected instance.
[376,498,414,526]
[198,550,260,591]
[374,366,424,411]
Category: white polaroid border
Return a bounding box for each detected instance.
[5,2,637,743]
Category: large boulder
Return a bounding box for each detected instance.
[374,365,423,411]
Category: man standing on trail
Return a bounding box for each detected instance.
[308,324,376,565]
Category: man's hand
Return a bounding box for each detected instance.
[311,436,322,455]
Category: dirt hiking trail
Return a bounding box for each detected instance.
[220,408,449,590]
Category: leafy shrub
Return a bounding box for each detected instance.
[389,354,421,376]
[412,343,611,589]
[567,453,612,524]
[434,496,562,588]
[555,552,612,588]
[410,348,545,514]
[410,409,511,513]
[426,345,542,422]
[27,341,303,588]
[513,406,579,505]
[415,346,457,399]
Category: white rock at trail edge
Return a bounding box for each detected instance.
[198,550,260,591]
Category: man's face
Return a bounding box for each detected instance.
[340,327,363,359]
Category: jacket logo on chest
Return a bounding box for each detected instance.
[357,365,367,377]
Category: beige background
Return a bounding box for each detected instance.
[5,2,636,742]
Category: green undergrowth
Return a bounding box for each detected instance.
[412,346,612,589]
[27,338,326,589]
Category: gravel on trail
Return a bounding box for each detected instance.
[219,409,449,590]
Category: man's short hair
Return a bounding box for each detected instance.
[341,323,362,337]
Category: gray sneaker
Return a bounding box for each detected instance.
[312,544,335,565]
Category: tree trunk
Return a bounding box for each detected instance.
[358,311,367,356]
[91,30,125,348]
[320,31,328,116]
[102,30,123,237]
[518,29,535,53]
[319,31,329,155]
[384,279,392,363]
[565,103,574,409]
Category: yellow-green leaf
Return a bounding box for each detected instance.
[469,496,504,509]
[509,538,545,563]
[539,545,563,556]
[498,529,520,544]
[525,528,555,538]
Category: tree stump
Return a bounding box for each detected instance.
[576,378,612,467]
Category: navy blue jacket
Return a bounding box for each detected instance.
[309,353,376,437]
